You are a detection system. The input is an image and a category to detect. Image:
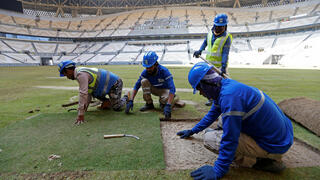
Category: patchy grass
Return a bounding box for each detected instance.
[0,66,320,179]
[0,112,165,173]
[2,167,320,180]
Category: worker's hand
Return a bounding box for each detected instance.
[75,115,84,125]
[125,100,134,114]
[193,50,202,58]
[191,165,217,180]
[163,104,171,119]
[177,129,194,139]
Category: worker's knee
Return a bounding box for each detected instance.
[203,130,223,154]
[141,78,151,88]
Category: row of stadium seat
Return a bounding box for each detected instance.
[0,2,318,38]
[1,32,318,67]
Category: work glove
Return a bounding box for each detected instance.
[163,103,171,119]
[191,165,217,180]
[193,50,202,58]
[125,100,133,114]
[75,115,84,125]
[176,129,194,139]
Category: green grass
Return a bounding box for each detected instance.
[0,65,320,179]
[0,111,164,173]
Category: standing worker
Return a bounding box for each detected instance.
[58,60,127,125]
[193,13,232,106]
[177,62,293,180]
[125,51,184,119]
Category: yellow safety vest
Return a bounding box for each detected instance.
[76,67,98,94]
[206,31,233,68]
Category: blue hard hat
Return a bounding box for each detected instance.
[213,13,228,26]
[142,51,158,68]
[58,60,76,77]
[188,62,213,94]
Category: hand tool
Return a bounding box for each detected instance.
[199,56,230,79]
[103,134,140,140]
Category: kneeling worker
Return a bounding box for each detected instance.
[177,62,293,180]
[58,60,127,124]
[125,51,184,119]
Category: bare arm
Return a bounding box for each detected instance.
[167,93,175,105]
[130,89,138,101]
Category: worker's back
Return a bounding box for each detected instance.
[220,79,294,154]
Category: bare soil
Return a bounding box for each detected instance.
[278,97,320,136]
[161,121,320,170]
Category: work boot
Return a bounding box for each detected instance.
[252,158,286,173]
[205,99,213,106]
[139,103,155,112]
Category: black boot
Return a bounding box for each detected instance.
[139,103,155,111]
[253,158,286,173]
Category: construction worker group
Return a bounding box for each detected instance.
[58,14,293,180]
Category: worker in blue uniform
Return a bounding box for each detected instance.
[194,13,232,106]
[177,62,293,180]
[125,51,184,119]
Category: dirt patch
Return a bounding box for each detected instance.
[278,97,320,136]
[161,121,320,170]
[161,121,218,170]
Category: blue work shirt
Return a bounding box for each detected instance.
[192,79,293,178]
[199,31,231,69]
[134,64,176,94]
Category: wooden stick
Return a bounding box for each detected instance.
[199,56,230,79]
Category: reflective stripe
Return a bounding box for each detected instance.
[76,67,98,93]
[165,75,172,80]
[243,90,265,120]
[209,52,221,57]
[153,83,163,86]
[216,36,227,55]
[206,32,232,68]
[221,90,265,120]
[93,69,101,91]
[102,71,110,95]
[210,61,221,65]
[76,67,114,97]
[222,111,245,118]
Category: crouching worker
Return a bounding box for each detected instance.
[125,51,185,119]
[58,60,127,125]
[177,62,293,180]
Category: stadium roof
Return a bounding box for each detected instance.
[19,0,311,17]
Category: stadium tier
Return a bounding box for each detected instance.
[0,0,319,68]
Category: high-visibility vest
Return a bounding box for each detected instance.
[206,31,233,68]
[76,67,119,97]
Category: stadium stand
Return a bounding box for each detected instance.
[0,0,319,68]
[4,40,34,52]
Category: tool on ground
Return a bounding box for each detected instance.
[199,56,230,79]
[62,100,97,107]
[103,134,140,140]
[67,108,77,112]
